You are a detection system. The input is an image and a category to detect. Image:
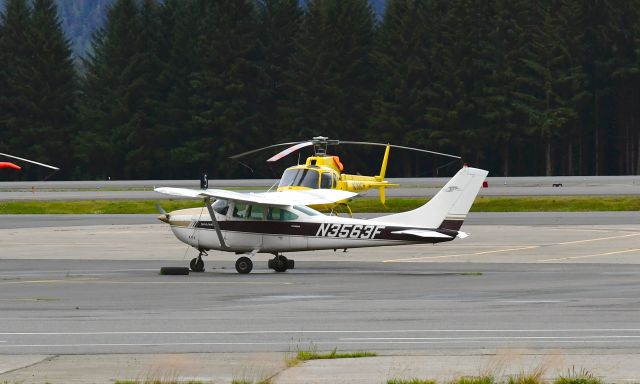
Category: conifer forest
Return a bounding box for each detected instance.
[0,0,639,180]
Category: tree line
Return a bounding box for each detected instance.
[1,0,639,180]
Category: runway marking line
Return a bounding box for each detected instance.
[341,335,640,341]
[3,328,640,335]
[556,232,640,245]
[539,248,640,262]
[385,232,640,263]
[3,339,640,348]
[383,246,539,262]
[0,280,292,286]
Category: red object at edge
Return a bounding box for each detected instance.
[0,162,21,170]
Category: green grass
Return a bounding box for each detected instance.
[453,376,496,384]
[0,195,638,214]
[114,381,203,384]
[554,367,602,384]
[285,345,377,367]
[295,347,377,361]
[0,199,200,214]
[387,379,438,384]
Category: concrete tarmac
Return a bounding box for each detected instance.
[1,221,640,383]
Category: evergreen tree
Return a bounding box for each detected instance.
[372,0,436,175]
[0,0,32,168]
[512,0,587,176]
[189,0,263,177]
[0,0,76,179]
[283,0,376,142]
[26,0,77,178]
[257,0,302,143]
[77,0,140,179]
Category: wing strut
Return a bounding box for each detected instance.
[204,198,230,251]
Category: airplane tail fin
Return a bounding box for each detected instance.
[371,166,488,230]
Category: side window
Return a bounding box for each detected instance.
[267,207,299,221]
[232,203,249,218]
[212,199,229,215]
[249,205,264,220]
[320,172,332,189]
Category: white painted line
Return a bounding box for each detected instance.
[383,246,538,262]
[2,328,640,335]
[0,280,292,286]
[556,233,640,245]
[2,340,640,348]
[497,300,565,304]
[341,335,640,341]
[540,248,640,262]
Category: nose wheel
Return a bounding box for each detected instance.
[190,251,206,272]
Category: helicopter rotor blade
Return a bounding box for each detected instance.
[267,141,313,162]
[0,152,60,170]
[337,141,461,159]
[228,141,305,160]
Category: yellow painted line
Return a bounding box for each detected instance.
[539,248,640,262]
[557,233,640,245]
[383,246,539,262]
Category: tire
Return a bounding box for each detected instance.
[235,256,253,274]
[190,258,204,272]
[286,259,295,270]
[273,256,288,273]
[160,267,189,276]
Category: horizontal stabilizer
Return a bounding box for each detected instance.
[391,229,452,239]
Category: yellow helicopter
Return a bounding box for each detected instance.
[230,136,461,215]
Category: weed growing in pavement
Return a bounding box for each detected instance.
[554,367,602,384]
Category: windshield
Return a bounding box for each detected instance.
[278,168,320,189]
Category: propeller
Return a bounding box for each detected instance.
[229,136,461,162]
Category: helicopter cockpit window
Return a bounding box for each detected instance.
[267,207,298,221]
[320,172,333,189]
[212,199,229,215]
[279,169,320,189]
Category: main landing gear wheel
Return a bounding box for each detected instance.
[190,255,205,272]
[235,256,253,274]
[269,255,294,273]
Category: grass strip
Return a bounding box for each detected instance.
[0,196,639,214]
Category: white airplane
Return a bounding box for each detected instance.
[154,166,488,274]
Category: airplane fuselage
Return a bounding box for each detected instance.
[164,207,456,254]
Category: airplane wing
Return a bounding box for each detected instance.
[154,187,357,207]
[391,229,453,239]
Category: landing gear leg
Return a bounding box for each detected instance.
[190,250,206,272]
[268,253,295,273]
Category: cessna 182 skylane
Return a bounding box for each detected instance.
[155,166,488,274]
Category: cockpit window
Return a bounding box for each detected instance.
[267,207,298,221]
[232,203,249,218]
[232,203,264,220]
[279,169,320,189]
[212,199,229,215]
[320,172,333,189]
